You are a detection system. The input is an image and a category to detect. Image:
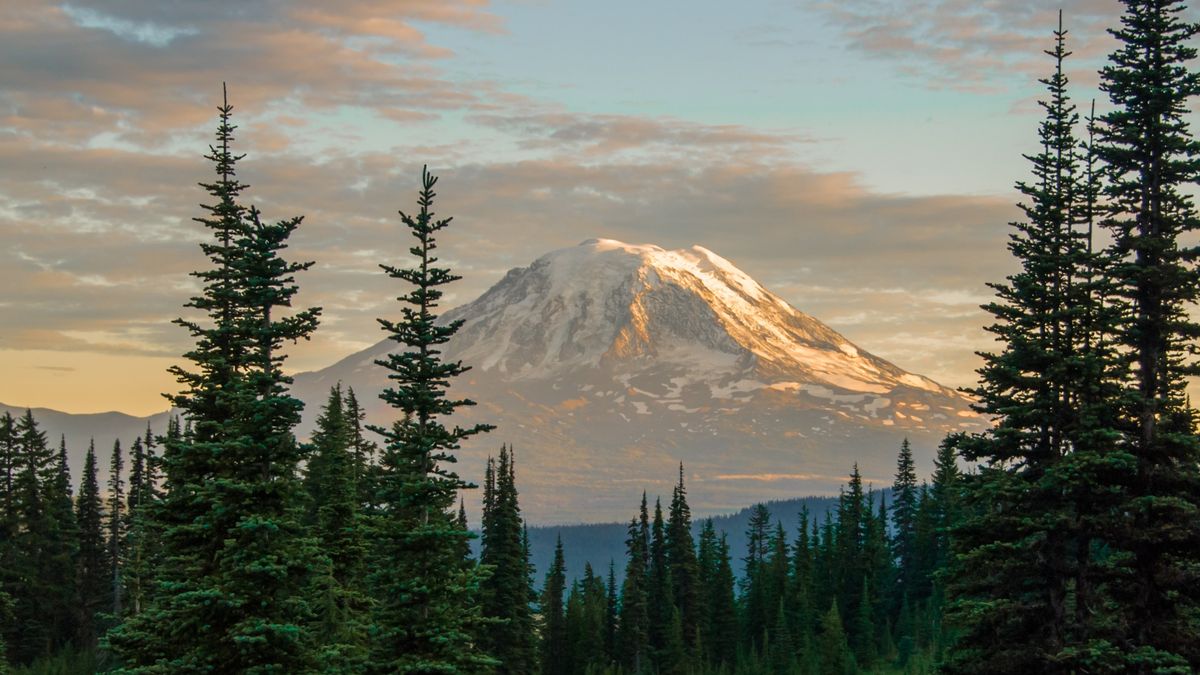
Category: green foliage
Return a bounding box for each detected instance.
[541,537,569,675]
[479,446,537,673]
[108,88,322,673]
[1095,0,1200,668]
[365,166,494,673]
[76,443,105,647]
[305,385,371,671]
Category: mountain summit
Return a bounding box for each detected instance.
[294,239,983,523]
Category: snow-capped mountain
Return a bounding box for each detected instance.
[293,239,985,523]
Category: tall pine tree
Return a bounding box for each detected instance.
[1096,0,1200,668]
[366,166,494,672]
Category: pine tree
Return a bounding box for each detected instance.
[6,410,75,663]
[891,438,919,604]
[305,385,370,671]
[540,536,568,675]
[123,425,163,621]
[619,495,651,674]
[479,445,537,674]
[788,508,815,654]
[365,166,493,672]
[741,503,773,650]
[647,497,675,668]
[342,387,378,511]
[76,441,105,646]
[816,602,853,675]
[109,87,322,673]
[1096,0,1200,668]
[709,532,739,669]
[944,16,1128,672]
[666,464,702,655]
[106,439,125,619]
[605,560,619,666]
[0,414,13,664]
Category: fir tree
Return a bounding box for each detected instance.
[479,445,537,674]
[891,438,919,604]
[365,166,493,672]
[540,536,568,675]
[109,87,322,673]
[106,439,125,618]
[647,497,675,668]
[1096,0,1200,668]
[816,602,853,675]
[944,17,1127,671]
[666,464,702,654]
[619,495,651,674]
[76,442,105,647]
[306,385,370,671]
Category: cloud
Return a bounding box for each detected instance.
[0,0,1029,413]
[0,0,504,148]
[804,0,1180,92]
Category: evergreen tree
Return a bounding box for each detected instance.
[343,386,378,511]
[605,560,619,666]
[0,414,13,663]
[479,445,537,674]
[619,495,651,674]
[540,536,568,675]
[891,438,919,604]
[109,88,322,673]
[1096,0,1200,668]
[6,410,75,663]
[666,464,703,654]
[123,425,163,621]
[106,439,125,618]
[365,166,493,673]
[305,385,370,671]
[647,497,675,668]
[741,503,773,649]
[76,442,105,647]
[816,602,853,675]
[944,17,1127,671]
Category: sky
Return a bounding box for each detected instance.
[2,0,1197,416]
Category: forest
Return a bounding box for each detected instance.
[2,0,1199,673]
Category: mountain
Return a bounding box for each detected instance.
[0,402,174,490]
[292,238,985,523]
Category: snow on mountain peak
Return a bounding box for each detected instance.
[437,238,954,398]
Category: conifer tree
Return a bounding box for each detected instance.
[365,166,493,672]
[541,536,569,675]
[709,532,739,669]
[1096,0,1200,668]
[6,410,75,663]
[342,387,378,511]
[0,414,13,663]
[891,438,919,604]
[122,425,163,621]
[666,464,702,654]
[944,17,1126,671]
[605,560,619,666]
[479,445,536,673]
[76,441,105,645]
[619,496,651,674]
[647,497,675,667]
[106,439,125,618]
[109,88,321,673]
[816,602,853,675]
[305,385,370,671]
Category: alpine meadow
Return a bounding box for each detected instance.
[4,1,1200,674]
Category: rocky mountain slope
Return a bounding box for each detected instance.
[292,239,986,522]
